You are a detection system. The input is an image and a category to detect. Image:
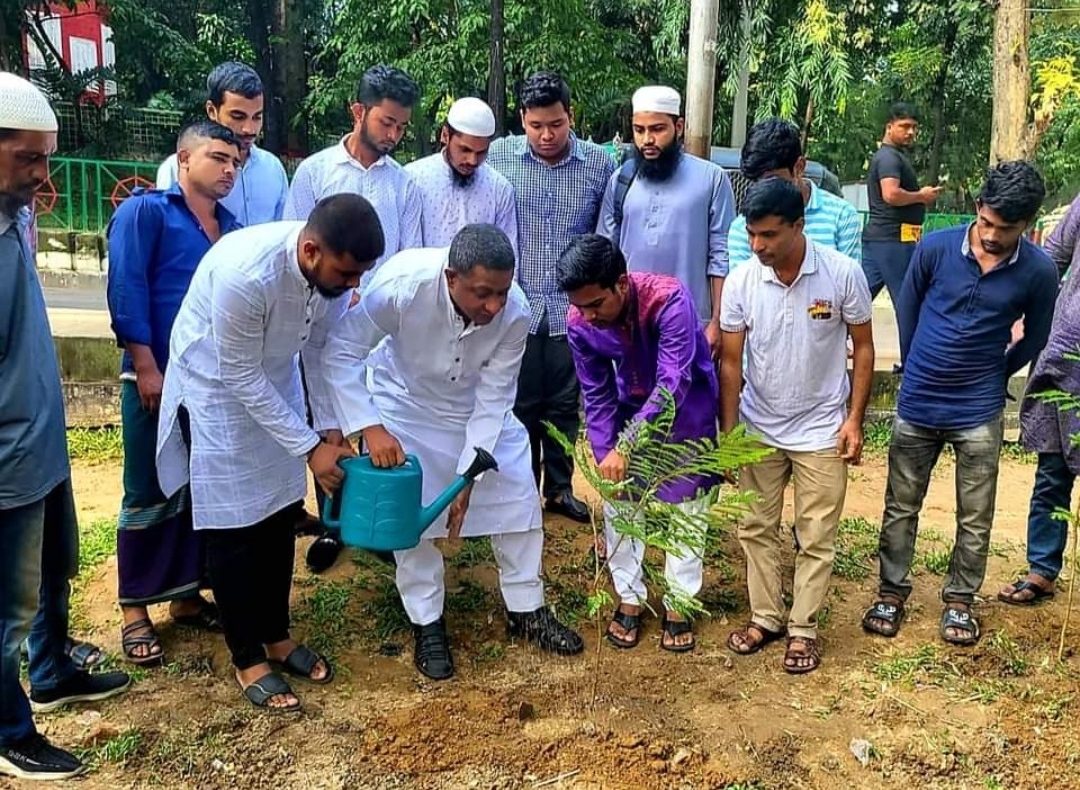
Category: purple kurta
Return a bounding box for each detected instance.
[1021,199,1080,473]
[567,272,719,502]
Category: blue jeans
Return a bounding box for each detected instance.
[0,479,79,745]
[878,416,1004,604]
[862,240,917,304]
[1026,453,1076,581]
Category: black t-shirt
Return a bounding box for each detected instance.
[864,144,925,242]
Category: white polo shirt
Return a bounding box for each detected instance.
[720,238,872,451]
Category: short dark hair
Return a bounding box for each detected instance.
[741,118,802,181]
[556,234,627,292]
[207,62,263,106]
[518,71,571,113]
[888,102,919,124]
[448,224,515,273]
[978,160,1046,224]
[356,65,420,109]
[176,119,240,152]
[306,194,386,264]
[741,177,805,225]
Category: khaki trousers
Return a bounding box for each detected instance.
[738,447,847,639]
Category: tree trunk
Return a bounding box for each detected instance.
[487,0,506,135]
[990,0,1030,162]
[247,0,276,151]
[927,20,958,184]
[282,0,308,155]
[264,0,288,155]
[801,94,814,150]
[685,0,720,158]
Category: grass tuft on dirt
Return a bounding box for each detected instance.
[68,427,124,464]
[834,516,879,580]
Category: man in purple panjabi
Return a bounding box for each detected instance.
[559,234,719,653]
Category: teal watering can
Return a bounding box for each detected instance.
[322,447,499,552]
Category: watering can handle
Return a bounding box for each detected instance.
[319,454,420,530]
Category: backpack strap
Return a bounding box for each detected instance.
[610,158,640,249]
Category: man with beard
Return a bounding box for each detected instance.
[0,72,130,781]
[862,162,1057,647]
[596,85,735,360]
[156,62,289,226]
[107,120,243,666]
[156,195,383,712]
[405,97,517,256]
[488,71,615,524]
[285,64,423,268]
[862,103,941,348]
[320,224,584,680]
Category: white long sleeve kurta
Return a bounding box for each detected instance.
[322,247,541,539]
[156,222,349,530]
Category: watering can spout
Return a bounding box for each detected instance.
[418,447,499,531]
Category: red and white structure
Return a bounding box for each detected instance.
[23,1,116,105]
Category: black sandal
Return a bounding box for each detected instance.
[66,638,106,670]
[660,615,695,653]
[271,644,334,685]
[998,578,1055,607]
[172,600,224,633]
[940,605,980,646]
[862,599,905,637]
[120,618,164,666]
[238,672,302,713]
[726,622,784,655]
[605,609,641,649]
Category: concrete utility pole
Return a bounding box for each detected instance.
[685,0,720,158]
[730,0,752,149]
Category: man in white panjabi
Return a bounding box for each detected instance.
[322,223,584,680]
[156,194,384,712]
[404,97,518,256]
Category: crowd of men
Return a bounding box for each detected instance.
[1,60,1075,780]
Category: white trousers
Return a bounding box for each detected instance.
[604,497,708,610]
[394,529,546,626]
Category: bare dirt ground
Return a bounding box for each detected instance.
[14,451,1080,790]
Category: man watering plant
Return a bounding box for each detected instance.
[320,223,584,681]
[559,234,720,653]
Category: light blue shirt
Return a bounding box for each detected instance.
[727,181,862,272]
[283,137,423,269]
[156,143,288,226]
[597,153,735,322]
[0,207,70,506]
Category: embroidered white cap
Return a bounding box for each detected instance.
[0,72,58,133]
[632,85,682,116]
[446,97,496,138]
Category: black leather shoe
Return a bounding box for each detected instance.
[413,618,454,680]
[306,531,345,574]
[545,492,590,523]
[506,607,585,656]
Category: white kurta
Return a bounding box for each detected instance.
[404,154,519,259]
[322,247,540,539]
[156,222,348,530]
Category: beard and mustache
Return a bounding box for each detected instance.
[633,140,683,182]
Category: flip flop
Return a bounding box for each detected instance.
[271,644,334,685]
[238,672,302,713]
[604,609,642,649]
[997,578,1055,607]
[861,599,905,637]
[660,616,695,654]
[940,605,981,646]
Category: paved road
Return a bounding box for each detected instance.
[43,284,905,366]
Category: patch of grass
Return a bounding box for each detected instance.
[78,518,117,574]
[67,426,124,463]
[74,728,144,768]
[962,678,1012,704]
[1001,441,1037,464]
[361,580,411,643]
[986,630,1030,676]
[449,538,496,568]
[293,579,354,657]
[1041,693,1073,721]
[919,547,951,575]
[446,579,490,613]
[834,517,879,581]
[547,579,590,627]
[872,644,952,685]
[863,420,893,455]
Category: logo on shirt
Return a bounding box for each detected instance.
[808,299,834,320]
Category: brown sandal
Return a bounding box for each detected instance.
[726,622,784,655]
[121,618,164,666]
[783,636,820,674]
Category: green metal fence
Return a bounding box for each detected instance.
[35,157,160,233]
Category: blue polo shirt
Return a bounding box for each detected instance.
[106,184,241,375]
[897,224,1059,430]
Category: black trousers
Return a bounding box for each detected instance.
[513,318,580,500]
[205,502,302,670]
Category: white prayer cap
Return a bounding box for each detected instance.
[632,85,681,116]
[446,97,496,138]
[0,72,58,133]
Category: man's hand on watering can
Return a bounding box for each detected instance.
[362,425,406,468]
[308,441,352,495]
[446,482,474,540]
